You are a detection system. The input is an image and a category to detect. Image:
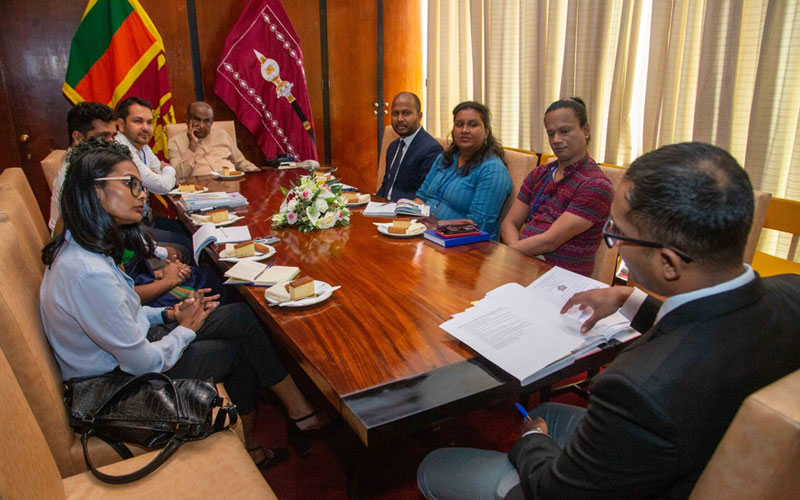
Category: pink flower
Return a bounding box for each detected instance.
[287,192,295,201]
[338,211,343,220]
[287,212,298,225]
[302,190,310,199]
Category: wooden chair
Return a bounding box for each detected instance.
[0,344,277,500]
[0,167,48,244]
[750,196,800,276]
[41,149,67,193]
[689,368,800,500]
[165,121,237,144]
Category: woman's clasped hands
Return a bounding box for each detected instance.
[172,288,220,332]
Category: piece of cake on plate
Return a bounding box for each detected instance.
[343,192,360,203]
[387,220,410,234]
[233,241,255,257]
[209,209,229,223]
[178,184,197,193]
[288,276,316,300]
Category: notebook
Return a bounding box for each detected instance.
[223,261,300,286]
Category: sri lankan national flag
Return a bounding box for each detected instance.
[63,0,175,157]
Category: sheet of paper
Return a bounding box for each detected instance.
[214,225,251,244]
[223,260,267,281]
[441,283,586,381]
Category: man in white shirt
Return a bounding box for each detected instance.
[114,96,176,195]
[115,97,190,252]
[168,101,260,178]
[417,142,800,500]
[49,102,117,233]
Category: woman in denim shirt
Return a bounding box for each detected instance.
[414,101,512,239]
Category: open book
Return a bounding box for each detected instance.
[223,261,300,286]
[363,199,430,217]
[191,222,252,264]
[439,267,639,386]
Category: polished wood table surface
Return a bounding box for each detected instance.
[168,169,601,446]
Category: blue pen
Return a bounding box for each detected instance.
[514,403,533,421]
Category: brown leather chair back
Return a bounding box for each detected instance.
[41,149,67,194]
[0,218,78,476]
[591,165,625,284]
[0,346,66,500]
[0,167,48,245]
[500,149,537,223]
[376,125,400,192]
[0,189,46,275]
[689,368,800,500]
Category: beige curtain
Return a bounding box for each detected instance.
[426,0,800,258]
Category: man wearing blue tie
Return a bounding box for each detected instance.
[377,92,443,201]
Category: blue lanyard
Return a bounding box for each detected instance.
[528,165,558,221]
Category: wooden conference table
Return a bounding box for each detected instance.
[167,169,623,447]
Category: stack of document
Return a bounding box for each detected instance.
[440,267,639,386]
[180,192,249,211]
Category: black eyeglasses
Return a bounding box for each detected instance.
[94,175,144,197]
[602,218,693,263]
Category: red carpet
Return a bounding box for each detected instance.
[253,375,591,499]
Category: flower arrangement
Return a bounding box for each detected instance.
[271,175,351,232]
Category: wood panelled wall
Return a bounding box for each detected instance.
[0,0,423,216]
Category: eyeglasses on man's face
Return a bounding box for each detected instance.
[602,218,693,263]
[94,175,144,197]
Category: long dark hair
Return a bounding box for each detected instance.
[42,138,153,266]
[441,101,505,175]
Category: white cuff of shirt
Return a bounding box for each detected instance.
[154,246,168,260]
[619,287,650,322]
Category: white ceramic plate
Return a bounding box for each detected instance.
[189,213,244,227]
[219,245,276,262]
[168,186,208,196]
[376,222,426,238]
[346,193,371,207]
[210,171,245,179]
[265,281,338,307]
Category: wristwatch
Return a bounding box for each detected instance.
[161,306,173,324]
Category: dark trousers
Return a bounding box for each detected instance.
[148,303,288,415]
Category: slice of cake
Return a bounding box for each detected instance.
[288,276,316,300]
[343,192,360,203]
[387,220,410,234]
[222,166,231,177]
[233,241,255,257]
[209,209,229,223]
[178,184,197,193]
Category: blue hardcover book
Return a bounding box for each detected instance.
[180,192,249,211]
[423,229,491,247]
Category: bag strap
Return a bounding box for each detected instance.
[81,432,184,484]
[80,372,184,428]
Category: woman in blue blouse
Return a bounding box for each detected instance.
[414,101,512,238]
[40,139,332,468]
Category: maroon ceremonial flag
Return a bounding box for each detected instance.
[215,0,318,161]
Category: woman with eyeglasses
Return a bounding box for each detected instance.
[414,101,512,239]
[40,139,333,468]
[499,97,613,276]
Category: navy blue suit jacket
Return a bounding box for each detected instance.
[377,127,443,201]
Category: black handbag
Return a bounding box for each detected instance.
[64,371,238,484]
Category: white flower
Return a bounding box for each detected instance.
[319,211,337,229]
[287,199,298,212]
[315,197,329,213]
[306,205,320,226]
[279,200,288,213]
[286,211,298,225]
[271,213,286,225]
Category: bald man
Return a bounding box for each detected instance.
[168,101,260,178]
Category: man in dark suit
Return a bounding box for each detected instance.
[377,92,443,201]
[417,142,800,500]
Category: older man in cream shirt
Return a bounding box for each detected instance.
[168,101,260,178]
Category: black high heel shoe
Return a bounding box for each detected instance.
[247,445,289,469]
[286,411,342,457]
